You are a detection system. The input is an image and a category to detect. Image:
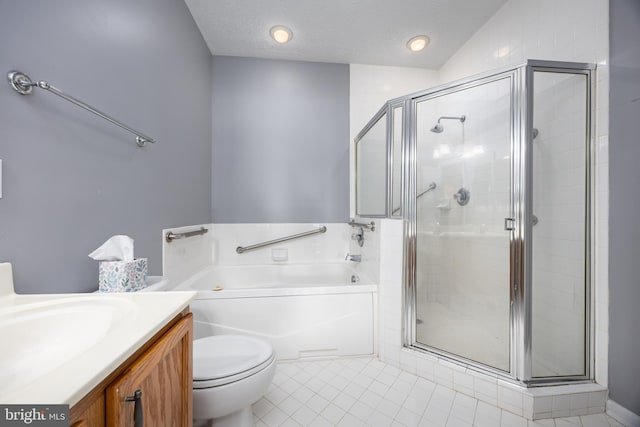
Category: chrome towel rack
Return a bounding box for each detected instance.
[166,227,209,243]
[236,226,327,254]
[7,70,156,147]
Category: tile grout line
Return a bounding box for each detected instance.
[253,357,622,427]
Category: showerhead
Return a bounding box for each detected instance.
[430,123,443,133]
[430,115,466,134]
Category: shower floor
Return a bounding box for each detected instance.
[415,300,575,378]
[416,300,510,372]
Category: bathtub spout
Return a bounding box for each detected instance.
[345,253,362,262]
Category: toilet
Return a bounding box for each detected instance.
[192,334,276,427]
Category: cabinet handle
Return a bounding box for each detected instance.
[125,389,143,427]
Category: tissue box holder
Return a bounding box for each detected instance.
[98,258,148,292]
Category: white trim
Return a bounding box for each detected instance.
[607,399,640,427]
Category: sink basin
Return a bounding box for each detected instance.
[0,297,136,392]
[0,262,195,406]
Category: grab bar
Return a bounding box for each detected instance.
[392,182,437,215]
[349,220,375,232]
[166,226,209,243]
[236,226,327,254]
[418,182,437,199]
[7,70,156,147]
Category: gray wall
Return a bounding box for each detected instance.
[608,0,640,415]
[0,0,212,293]
[211,56,349,223]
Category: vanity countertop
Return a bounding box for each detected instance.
[0,287,196,407]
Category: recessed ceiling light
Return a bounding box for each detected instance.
[270,25,293,44]
[407,35,430,52]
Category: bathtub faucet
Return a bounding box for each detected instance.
[345,253,362,262]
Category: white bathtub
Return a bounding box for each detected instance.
[163,263,377,360]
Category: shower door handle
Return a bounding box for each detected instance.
[504,218,516,231]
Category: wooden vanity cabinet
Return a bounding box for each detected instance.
[70,311,193,427]
[69,394,105,427]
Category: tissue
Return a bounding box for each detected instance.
[90,235,147,292]
[89,235,134,261]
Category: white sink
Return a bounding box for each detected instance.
[0,262,195,406]
[0,297,136,392]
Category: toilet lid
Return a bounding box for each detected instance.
[193,335,274,385]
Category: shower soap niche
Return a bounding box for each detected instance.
[436,199,451,211]
[272,248,288,262]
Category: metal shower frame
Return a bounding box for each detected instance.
[355,59,596,386]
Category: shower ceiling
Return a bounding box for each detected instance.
[183,0,507,69]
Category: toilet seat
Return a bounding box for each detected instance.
[193,335,275,389]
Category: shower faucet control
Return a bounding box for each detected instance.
[454,187,471,206]
[345,253,362,263]
[352,227,365,247]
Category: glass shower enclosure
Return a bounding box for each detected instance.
[354,60,595,385]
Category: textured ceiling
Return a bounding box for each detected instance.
[184,0,507,69]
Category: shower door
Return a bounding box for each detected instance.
[411,75,513,372]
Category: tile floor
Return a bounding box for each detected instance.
[252,357,627,427]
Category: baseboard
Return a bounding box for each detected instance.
[607,399,640,427]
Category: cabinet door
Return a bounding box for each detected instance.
[106,314,193,427]
[69,394,105,427]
